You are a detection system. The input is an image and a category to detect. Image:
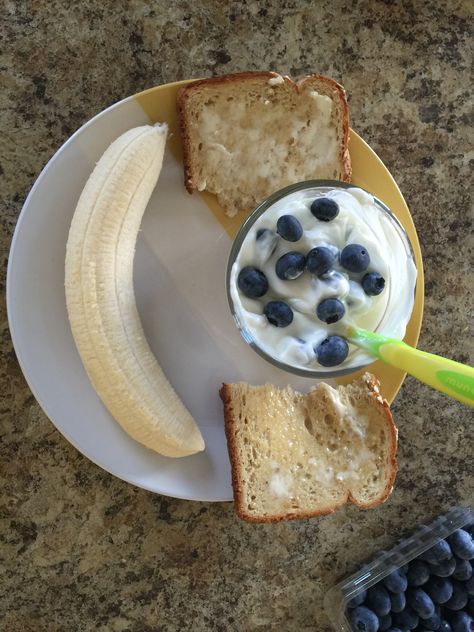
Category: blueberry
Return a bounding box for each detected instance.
[390,590,406,613]
[466,523,474,538]
[430,557,457,578]
[450,611,473,632]
[310,197,340,221]
[362,272,386,296]
[444,581,468,610]
[386,629,404,632]
[467,576,474,596]
[350,605,380,632]
[340,244,370,273]
[306,246,337,276]
[379,613,392,631]
[367,584,392,616]
[393,606,419,629]
[438,622,453,632]
[237,266,269,298]
[275,252,306,280]
[407,587,435,619]
[453,558,473,581]
[256,227,272,240]
[448,530,474,561]
[276,214,303,242]
[256,228,278,260]
[348,590,368,608]
[263,301,293,327]
[316,297,345,324]
[421,540,453,564]
[426,577,454,604]
[407,560,431,586]
[419,605,441,630]
[466,595,474,616]
[383,569,408,594]
[315,335,349,367]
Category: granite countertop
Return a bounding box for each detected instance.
[2,1,472,630]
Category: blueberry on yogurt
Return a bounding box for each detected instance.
[275,252,306,280]
[237,266,269,298]
[255,228,278,261]
[256,228,272,240]
[306,246,337,276]
[315,335,349,367]
[362,272,386,296]
[316,298,345,324]
[310,197,340,221]
[341,244,370,273]
[276,214,303,242]
[264,301,293,327]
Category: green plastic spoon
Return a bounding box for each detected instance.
[346,326,474,408]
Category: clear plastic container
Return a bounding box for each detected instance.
[324,505,474,630]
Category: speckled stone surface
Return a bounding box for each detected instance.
[1,1,473,630]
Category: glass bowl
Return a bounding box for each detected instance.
[226,180,417,379]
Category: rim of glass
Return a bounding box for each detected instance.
[226,179,416,379]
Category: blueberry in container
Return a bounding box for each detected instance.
[324,505,474,631]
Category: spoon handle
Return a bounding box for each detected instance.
[348,328,474,408]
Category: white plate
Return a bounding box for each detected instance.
[7,89,327,501]
[7,82,423,501]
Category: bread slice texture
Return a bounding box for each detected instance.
[177,71,351,217]
[220,374,397,523]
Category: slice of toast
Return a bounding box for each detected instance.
[177,71,351,217]
[220,374,397,523]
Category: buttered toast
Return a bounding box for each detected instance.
[177,72,351,217]
[220,374,397,523]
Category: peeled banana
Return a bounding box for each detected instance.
[65,124,205,457]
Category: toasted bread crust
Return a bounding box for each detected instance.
[220,374,397,523]
[296,74,352,183]
[351,373,398,509]
[177,71,352,197]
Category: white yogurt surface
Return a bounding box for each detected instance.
[230,186,417,372]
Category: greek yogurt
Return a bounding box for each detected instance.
[229,184,417,373]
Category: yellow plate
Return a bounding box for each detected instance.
[135,81,424,404]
